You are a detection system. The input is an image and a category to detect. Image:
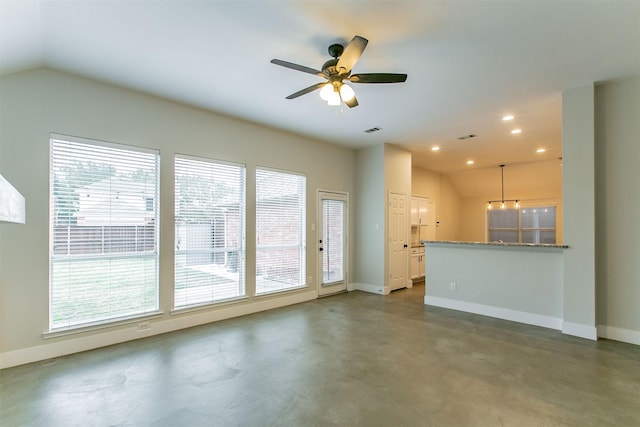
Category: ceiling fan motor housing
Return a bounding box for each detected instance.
[328,43,344,59]
[322,58,338,75]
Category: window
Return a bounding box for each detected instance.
[487,206,556,244]
[174,156,246,308]
[322,199,345,285]
[256,168,306,294]
[520,207,557,244]
[50,136,159,331]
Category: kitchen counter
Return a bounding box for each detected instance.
[421,240,566,332]
[422,240,568,249]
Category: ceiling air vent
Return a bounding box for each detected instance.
[458,134,477,140]
[364,127,382,134]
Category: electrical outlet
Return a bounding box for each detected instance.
[308,276,313,285]
[450,282,457,292]
[137,321,150,331]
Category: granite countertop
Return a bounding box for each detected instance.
[421,240,569,249]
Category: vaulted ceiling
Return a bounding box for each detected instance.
[1,1,638,182]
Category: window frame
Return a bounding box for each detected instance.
[255,166,307,295]
[48,134,160,332]
[173,154,247,309]
[486,202,557,244]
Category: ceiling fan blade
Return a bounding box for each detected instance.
[285,82,327,99]
[336,35,368,74]
[349,73,408,83]
[270,59,326,77]
[344,96,359,108]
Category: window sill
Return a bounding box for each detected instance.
[43,311,164,339]
[255,285,309,298]
[171,295,250,316]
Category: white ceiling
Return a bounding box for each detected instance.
[1,1,639,175]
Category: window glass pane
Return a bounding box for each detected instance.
[521,207,556,228]
[256,168,306,294]
[488,230,518,243]
[322,199,344,284]
[488,205,557,244]
[488,209,518,228]
[50,137,159,330]
[522,230,556,244]
[174,157,246,308]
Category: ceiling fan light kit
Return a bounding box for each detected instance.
[270,35,407,108]
[339,84,355,102]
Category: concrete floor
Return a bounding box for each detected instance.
[1,284,639,426]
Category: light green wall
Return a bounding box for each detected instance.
[353,144,411,294]
[354,145,384,289]
[425,243,564,327]
[0,68,356,361]
[595,76,640,339]
[562,83,596,338]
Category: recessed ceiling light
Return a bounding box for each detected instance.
[536,148,546,153]
[502,115,514,121]
[466,160,474,165]
[431,146,440,151]
[510,129,522,134]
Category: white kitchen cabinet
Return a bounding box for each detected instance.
[411,197,436,240]
[411,197,429,225]
[410,247,425,282]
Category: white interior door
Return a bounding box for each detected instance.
[317,191,348,296]
[389,192,408,291]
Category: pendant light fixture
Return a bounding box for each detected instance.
[487,164,519,210]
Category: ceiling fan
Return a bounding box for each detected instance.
[270,35,407,108]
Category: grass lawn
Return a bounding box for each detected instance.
[51,257,238,329]
[51,257,159,329]
[50,254,307,328]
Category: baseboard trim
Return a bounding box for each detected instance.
[424,295,563,331]
[597,325,640,346]
[0,290,317,369]
[352,283,385,295]
[562,321,598,341]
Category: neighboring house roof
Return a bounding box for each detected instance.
[74,177,155,226]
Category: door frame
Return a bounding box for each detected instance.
[316,190,349,297]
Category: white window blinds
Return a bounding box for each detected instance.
[49,136,159,331]
[322,199,345,285]
[255,168,306,294]
[174,156,246,308]
[487,206,556,244]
